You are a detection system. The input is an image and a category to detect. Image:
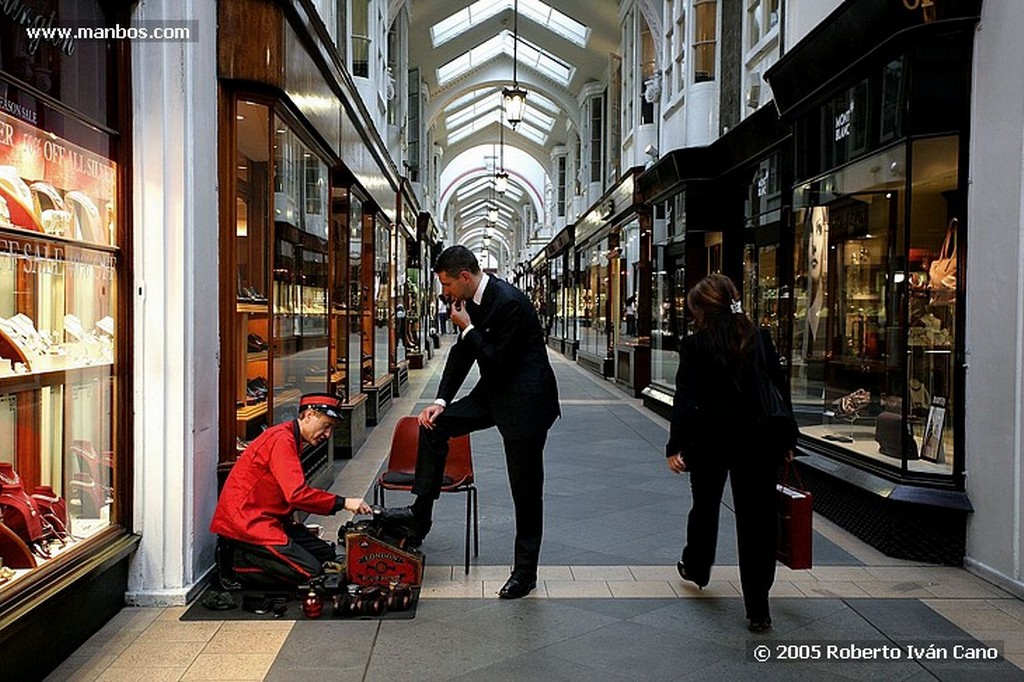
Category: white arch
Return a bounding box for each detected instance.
[438,145,547,221]
[425,58,581,131]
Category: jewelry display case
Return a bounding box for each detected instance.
[0,107,119,588]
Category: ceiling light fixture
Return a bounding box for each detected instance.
[502,0,528,129]
[495,103,509,194]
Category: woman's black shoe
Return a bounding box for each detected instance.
[748,617,773,632]
[676,561,708,589]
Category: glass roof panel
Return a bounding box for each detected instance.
[431,0,589,48]
[436,31,575,87]
[445,86,500,113]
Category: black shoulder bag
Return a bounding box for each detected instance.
[754,333,798,457]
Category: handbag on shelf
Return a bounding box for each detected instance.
[777,462,813,570]
[929,219,958,306]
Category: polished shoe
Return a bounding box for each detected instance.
[378,506,431,547]
[748,616,772,632]
[498,575,536,599]
[676,561,708,589]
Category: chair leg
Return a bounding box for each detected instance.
[464,489,471,575]
[373,484,379,506]
[471,486,479,557]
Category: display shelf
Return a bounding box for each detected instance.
[236,401,268,421]
[246,351,268,362]
[237,302,269,314]
[0,362,113,393]
[0,224,119,254]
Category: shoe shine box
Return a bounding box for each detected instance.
[345,531,423,587]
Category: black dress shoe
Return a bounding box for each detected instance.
[379,506,431,546]
[498,575,536,599]
[676,561,709,589]
[748,616,772,632]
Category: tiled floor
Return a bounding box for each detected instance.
[45,340,1024,681]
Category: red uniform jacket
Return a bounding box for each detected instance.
[210,420,336,546]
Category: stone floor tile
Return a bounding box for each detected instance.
[217,620,295,633]
[569,565,633,581]
[628,565,679,581]
[180,653,277,680]
[544,580,613,598]
[74,631,141,658]
[767,581,805,598]
[537,565,573,581]
[795,581,870,598]
[709,565,741,582]
[133,620,221,643]
[852,580,936,599]
[156,606,190,621]
[95,668,188,682]
[936,607,1024,631]
[923,597,996,612]
[809,566,874,582]
[606,580,676,598]
[924,580,1013,599]
[96,608,163,635]
[863,566,937,583]
[202,627,291,654]
[423,564,454,582]
[988,599,1024,622]
[775,566,820,582]
[43,654,117,682]
[419,580,484,598]
[453,564,512,581]
[975,630,1024,654]
[107,640,206,669]
[1003,652,1024,671]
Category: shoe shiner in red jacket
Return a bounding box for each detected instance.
[211,393,371,589]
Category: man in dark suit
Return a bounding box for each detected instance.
[382,245,560,599]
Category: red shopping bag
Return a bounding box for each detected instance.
[777,463,813,570]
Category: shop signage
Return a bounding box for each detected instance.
[1,0,75,56]
[0,236,115,279]
[835,100,855,142]
[0,94,37,126]
[0,110,116,197]
[902,0,937,23]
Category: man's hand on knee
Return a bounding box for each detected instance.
[419,404,445,428]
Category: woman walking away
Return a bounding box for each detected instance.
[665,273,794,632]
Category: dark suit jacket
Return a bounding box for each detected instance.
[666,329,789,464]
[438,277,560,439]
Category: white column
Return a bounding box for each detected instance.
[126,0,220,605]
[964,1,1024,596]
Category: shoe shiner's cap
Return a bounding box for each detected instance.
[300,393,343,420]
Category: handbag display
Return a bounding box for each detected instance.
[754,333,798,457]
[776,462,813,570]
[874,410,919,460]
[929,218,958,306]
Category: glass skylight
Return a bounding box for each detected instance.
[431,0,590,49]
[437,31,575,86]
[457,179,524,203]
[446,110,550,146]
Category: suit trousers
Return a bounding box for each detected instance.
[682,452,778,621]
[414,395,547,579]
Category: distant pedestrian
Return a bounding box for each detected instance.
[437,295,449,334]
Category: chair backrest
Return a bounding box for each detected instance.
[386,415,474,488]
[443,432,474,489]
[385,416,421,476]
